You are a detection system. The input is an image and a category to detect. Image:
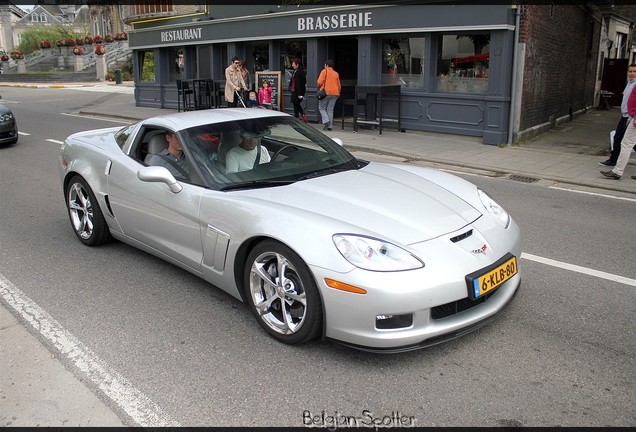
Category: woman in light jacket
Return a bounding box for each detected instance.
[224,56,248,107]
[316,59,341,131]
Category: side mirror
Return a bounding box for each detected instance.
[332,137,344,147]
[137,166,182,193]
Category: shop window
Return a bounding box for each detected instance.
[436,33,490,94]
[280,40,307,88]
[246,42,270,73]
[139,51,155,82]
[382,37,425,88]
[170,48,184,81]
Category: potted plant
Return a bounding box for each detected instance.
[72,46,84,56]
[40,41,52,49]
[56,39,64,48]
[10,50,25,60]
[104,34,113,43]
[1,53,9,62]
[84,36,93,45]
[75,38,84,46]
[93,35,103,44]
[94,45,106,56]
[64,38,76,47]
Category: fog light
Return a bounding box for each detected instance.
[376,313,413,330]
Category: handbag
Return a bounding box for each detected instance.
[316,68,328,100]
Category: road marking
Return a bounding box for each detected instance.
[18,131,31,136]
[61,112,132,124]
[46,139,64,145]
[521,253,636,287]
[549,186,636,202]
[0,273,181,427]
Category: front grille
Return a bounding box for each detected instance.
[0,130,16,139]
[431,291,495,319]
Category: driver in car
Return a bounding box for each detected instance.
[147,131,189,179]
[225,130,271,174]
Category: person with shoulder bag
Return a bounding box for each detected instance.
[316,59,341,131]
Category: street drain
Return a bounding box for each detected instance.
[509,174,539,183]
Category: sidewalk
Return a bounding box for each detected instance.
[1,81,635,427]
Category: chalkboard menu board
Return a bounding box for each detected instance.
[255,71,282,110]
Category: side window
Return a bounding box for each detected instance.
[114,123,138,150]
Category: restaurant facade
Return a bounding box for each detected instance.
[127,4,519,145]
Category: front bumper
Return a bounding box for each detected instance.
[312,217,522,351]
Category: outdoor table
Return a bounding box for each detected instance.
[354,84,403,134]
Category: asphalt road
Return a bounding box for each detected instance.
[1,87,635,427]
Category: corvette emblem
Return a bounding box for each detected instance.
[471,245,487,255]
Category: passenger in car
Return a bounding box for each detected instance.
[225,130,271,174]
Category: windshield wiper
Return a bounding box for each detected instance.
[220,180,295,191]
[297,167,351,181]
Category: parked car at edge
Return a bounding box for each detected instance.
[58,109,522,352]
[0,103,18,145]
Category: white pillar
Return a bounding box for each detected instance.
[73,55,84,72]
[17,59,26,73]
[96,56,106,81]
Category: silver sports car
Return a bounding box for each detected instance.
[59,109,521,352]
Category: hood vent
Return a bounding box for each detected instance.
[450,229,473,243]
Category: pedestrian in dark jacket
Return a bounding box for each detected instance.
[289,57,307,122]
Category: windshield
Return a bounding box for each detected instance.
[181,116,364,190]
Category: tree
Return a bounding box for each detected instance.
[17,26,86,55]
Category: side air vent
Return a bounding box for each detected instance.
[450,229,473,243]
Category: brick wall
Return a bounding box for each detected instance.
[518,5,599,131]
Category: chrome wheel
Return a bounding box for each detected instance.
[245,241,322,344]
[65,176,111,246]
[68,182,94,240]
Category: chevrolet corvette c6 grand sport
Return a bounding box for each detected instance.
[59,109,521,352]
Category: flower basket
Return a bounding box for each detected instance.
[40,41,52,49]
[114,32,128,41]
[94,45,106,56]
[104,34,113,43]
[84,36,93,45]
[10,50,25,60]
[72,46,84,56]
[75,38,84,46]
[56,39,64,48]
[1,54,9,62]
[93,35,103,44]
[64,38,76,47]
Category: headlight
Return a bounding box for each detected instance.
[478,189,510,228]
[332,234,424,272]
[0,113,13,122]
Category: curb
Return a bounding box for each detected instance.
[0,83,39,89]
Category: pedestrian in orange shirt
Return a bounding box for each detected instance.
[316,59,341,131]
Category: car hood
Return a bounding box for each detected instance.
[240,163,482,244]
[0,104,12,115]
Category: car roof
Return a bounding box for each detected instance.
[142,108,290,132]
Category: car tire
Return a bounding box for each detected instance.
[244,240,322,345]
[65,175,112,246]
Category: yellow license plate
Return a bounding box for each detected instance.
[467,254,517,300]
